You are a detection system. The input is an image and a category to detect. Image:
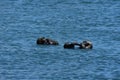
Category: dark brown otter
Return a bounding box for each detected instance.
[64,41,93,49]
[37,37,59,45]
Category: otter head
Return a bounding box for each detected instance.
[36,37,46,44]
[80,40,93,49]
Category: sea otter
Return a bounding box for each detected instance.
[63,41,93,49]
[36,37,59,45]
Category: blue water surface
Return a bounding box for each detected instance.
[0,0,120,80]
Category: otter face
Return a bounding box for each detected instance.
[80,41,93,49]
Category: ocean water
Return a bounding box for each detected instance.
[0,0,120,80]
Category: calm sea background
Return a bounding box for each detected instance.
[0,0,120,80]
